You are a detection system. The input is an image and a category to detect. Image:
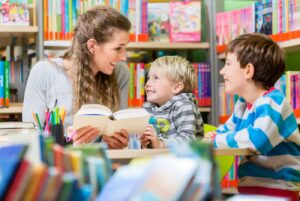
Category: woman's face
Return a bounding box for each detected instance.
[91,29,129,75]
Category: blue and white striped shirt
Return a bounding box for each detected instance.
[214,89,300,191]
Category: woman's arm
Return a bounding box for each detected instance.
[22,62,48,125]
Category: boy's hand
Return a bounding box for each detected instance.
[140,124,165,149]
[202,131,217,143]
[102,129,129,149]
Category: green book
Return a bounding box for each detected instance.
[4,61,10,107]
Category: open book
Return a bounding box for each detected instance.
[73,104,150,135]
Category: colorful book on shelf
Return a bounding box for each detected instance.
[255,0,273,35]
[147,2,170,42]
[286,71,300,116]
[0,61,4,107]
[0,144,28,200]
[0,0,30,26]
[4,61,9,107]
[73,104,150,135]
[169,1,201,42]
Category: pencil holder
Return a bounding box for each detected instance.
[51,124,64,146]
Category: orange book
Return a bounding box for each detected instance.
[23,164,48,201]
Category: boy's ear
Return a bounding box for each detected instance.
[244,63,255,79]
[86,38,97,55]
[172,82,184,94]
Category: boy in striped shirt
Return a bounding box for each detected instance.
[205,33,300,201]
[140,56,204,149]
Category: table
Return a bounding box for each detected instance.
[107,148,254,166]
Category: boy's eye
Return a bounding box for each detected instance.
[154,75,159,80]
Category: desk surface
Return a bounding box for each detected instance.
[107,148,254,161]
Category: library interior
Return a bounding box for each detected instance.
[0,0,299,201]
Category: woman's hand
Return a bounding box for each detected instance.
[102,129,129,149]
[202,131,217,143]
[140,124,164,149]
[67,126,100,146]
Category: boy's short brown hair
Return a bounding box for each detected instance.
[226,33,285,89]
[150,56,196,92]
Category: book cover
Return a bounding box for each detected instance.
[0,0,30,26]
[255,0,273,35]
[147,2,170,42]
[73,104,150,135]
[169,1,201,42]
[0,144,28,200]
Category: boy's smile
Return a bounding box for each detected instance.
[145,68,177,106]
[220,53,248,96]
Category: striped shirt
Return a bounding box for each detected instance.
[214,89,300,191]
[143,93,204,147]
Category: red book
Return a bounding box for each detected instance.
[4,160,32,201]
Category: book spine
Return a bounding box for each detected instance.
[0,61,4,108]
[4,61,9,107]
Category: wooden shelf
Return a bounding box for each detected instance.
[278,37,300,54]
[0,26,38,37]
[0,103,23,114]
[0,26,37,33]
[44,40,209,50]
[218,37,300,59]
[127,42,209,50]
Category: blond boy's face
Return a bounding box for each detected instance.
[145,68,177,106]
[220,52,248,96]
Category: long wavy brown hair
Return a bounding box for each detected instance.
[63,6,131,113]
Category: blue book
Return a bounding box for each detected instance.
[0,144,28,199]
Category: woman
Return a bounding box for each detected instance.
[23,6,131,148]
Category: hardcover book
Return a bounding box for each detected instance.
[147,2,170,42]
[73,104,150,135]
[169,1,201,42]
[0,0,30,26]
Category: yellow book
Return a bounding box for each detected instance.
[73,104,150,135]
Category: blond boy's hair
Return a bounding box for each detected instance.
[151,56,196,93]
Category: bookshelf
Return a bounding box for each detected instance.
[0,0,44,112]
[44,40,210,50]
[218,37,300,59]
[0,103,23,114]
[41,0,218,122]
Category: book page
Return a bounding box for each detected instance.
[113,108,149,120]
[76,104,112,116]
[105,115,150,135]
[73,115,109,135]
